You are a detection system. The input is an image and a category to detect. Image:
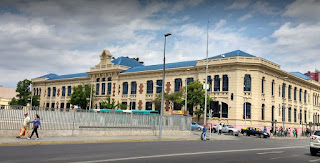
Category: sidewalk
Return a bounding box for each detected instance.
[0,132,240,146]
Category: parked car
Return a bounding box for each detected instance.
[310,130,320,156]
[191,122,203,131]
[241,126,269,138]
[211,124,240,136]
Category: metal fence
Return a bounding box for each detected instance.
[0,105,191,131]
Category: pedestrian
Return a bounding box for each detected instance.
[16,112,30,138]
[288,128,291,137]
[218,123,222,135]
[295,128,298,138]
[264,126,267,133]
[202,125,207,141]
[293,129,296,137]
[28,114,41,140]
[270,127,274,136]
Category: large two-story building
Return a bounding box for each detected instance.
[31,50,320,130]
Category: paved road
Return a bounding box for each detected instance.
[0,137,317,163]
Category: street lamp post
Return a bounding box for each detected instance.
[185,69,190,114]
[30,83,33,110]
[89,76,93,112]
[160,33,171,139]
[204,20,209,125]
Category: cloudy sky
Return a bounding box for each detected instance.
[0,0,319,88]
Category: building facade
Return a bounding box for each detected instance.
[31,50,320,131]
[0,86,17,109]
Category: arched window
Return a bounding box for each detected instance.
[147,80,153,94]
[299,89,302,102]
[288,107,291,122]
[282,83,286,98]
[156,80,162,93]
[174,78,182,92]
[288,85,292,99]
[131,81,137,94]
[222,75,228,91]
[294,108,297,123]
[122,82,128,95]
[282,106,286,122]
[187,78,194,85]
[207,76,212,91]
[272,106,275,122]
[294,87,297,100]
[214,75,220,91]
[243,102,251,119]
[261,104,265,120]
[101,83,106,95]
[304,90,307,103]
[47,87,51,97]
[96,83,100,95]
[244,74,251,91]
[271,80,275,96]
[222,102,228,118]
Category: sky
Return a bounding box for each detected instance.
[0,0,319,88]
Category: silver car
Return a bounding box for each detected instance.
[191,122,203,131]
[310,130,320,156]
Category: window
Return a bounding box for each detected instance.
[243,102,251,119]
[46,103,49,109]
[262,77,265,94]
[36,88,39,96]
[214,75,220,91]
[211,101,220,118]
[222,102,228,118]
[39,88,41,96]
[282,106,286,122]
[96,78,100,82]
[60,103,65,109]
[146,102,152,110]
[304,90,307,103]
[156,80,162,93]
[96,83,100,95]
[244,74,251,91]
[288,107,291,122]
[33,88,36,96]
[222,75,228,91]
[147,80,153,94]
[62,86,66,97]
[299,89,302,102]
[282,83,286,99]
[299,109,302,124]
[108,77,112,81]
[294,108,297,123]
[304,110,307,123]
[122,102,127,109]
[102,78,106,82]
[174,78,182,92]
[130,102,136,110]
[122,82,128,95]
[101,83,106,95]
[207,76,212,91]
[67,86,72,96]
[173,102,180,110]
[131,81,137,94]
[1,105,5,109]
[107,83,111,95]
[288,85,292,99]
[66,103,70,112]
[51,103,55,109]
[272,106,275,122]
[294,87,297,100]
[261,104,265,120]
[47,87,51,97]
[187,78,194,85]
[53,87,56,97]
[271,80,275,96]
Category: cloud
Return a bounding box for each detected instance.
[238,13,252,22]
[283,0,320,22]
[226,0,251,9]
[215,19,227,28]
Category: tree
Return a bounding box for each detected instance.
[69,84,92,110]
[165,91,184,110]
[194,109,204,122]
[31,95,40,107]
[9,79,34,106]
[100,95,117,109]
[183,80,211,112]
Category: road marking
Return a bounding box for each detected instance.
[270,155,300,160]
[309,158,320,162]
[71,145,308,163]
[257,151,284,155]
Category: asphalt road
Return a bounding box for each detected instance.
[0,136,317,163]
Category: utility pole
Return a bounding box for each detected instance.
[204,20,209,125]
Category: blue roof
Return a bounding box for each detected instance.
[39,72,89,80]
[290,72,311,80]
[208,50,255,59]
[123,60,197,73]
[111,57,143,68]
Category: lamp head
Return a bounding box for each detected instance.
[164,33,171,37]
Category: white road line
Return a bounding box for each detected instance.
[309,158,320,162]
[270,155,300,160]
[70,145,308,163]
[257,151,284,155]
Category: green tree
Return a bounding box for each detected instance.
[165,91,184,110]
[69,84,92,110]
[31,95,40,106]
[183,81,211,111]
[9,79,35,106]
[194,109,204,122]
[100,95,118,109]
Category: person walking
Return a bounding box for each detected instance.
[295,128,298,138]
[264,126,267,133]
[202,125,207,141]
[293,128,296,138]
[16,112,30,139]
[28,114,41,140]
[218,123,222,135]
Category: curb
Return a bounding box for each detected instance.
[0,138,199,146]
